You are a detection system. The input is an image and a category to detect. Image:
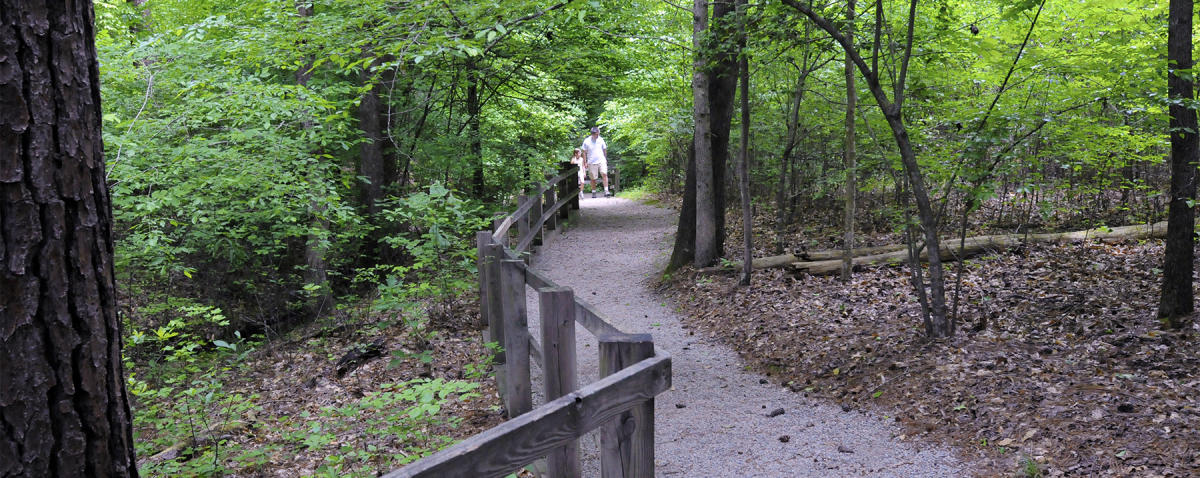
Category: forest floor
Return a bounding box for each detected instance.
[666,201,1200,477]
[129,296,507,476]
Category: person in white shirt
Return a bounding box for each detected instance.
[570,148,586,195]
[580,126,611,197]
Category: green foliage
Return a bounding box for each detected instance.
[285,379,481,476]
[373,184,490,323]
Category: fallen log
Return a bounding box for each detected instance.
[701,221,1168,275]
[789,221,1168,276]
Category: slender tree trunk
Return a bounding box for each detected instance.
[693,0,717,267]
[775,70,809,254]
[1159,0,1197,327]
[785,0,951,337]
[0,1,139,475]
[841,0,857,282]
[737,4,752,286]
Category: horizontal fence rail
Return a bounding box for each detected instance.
[388,161,671,478]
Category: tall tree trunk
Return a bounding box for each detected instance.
[841,0,857,282]
[0,1,139,475]
[709,0,738,257]
[1159,0,1197,327]
[467,60,484,197]
[358,58,386,217]
[693,0,717,267]
[737,2,752,286]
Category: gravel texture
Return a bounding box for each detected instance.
[523,195,971,477]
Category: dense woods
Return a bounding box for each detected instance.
[1,0,1197,475]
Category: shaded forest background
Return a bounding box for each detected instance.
[80,0,1197,475]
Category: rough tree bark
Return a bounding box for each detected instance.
[1158,0,1197,327]
[693,0,717,267]
[0,1,139,475]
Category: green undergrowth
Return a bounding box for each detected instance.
[616,185,659,205]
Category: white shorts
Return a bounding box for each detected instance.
[587,160,608,180]
[577,166,586,182]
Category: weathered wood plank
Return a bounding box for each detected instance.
[540,287,580,477]
[382,354,671,478]
[533,188,544,248]
[516,195,531,256]
[493,196,539,239]
[500,259,533,418]
[498,248,623,337]
[476,231,494,330]
[599,334,656,478]
[484,244,506,364]
[545,166,577,187]
[528,332,543,369]
[543,173,558,232]
[491,213,510,248]
[557,162,574,221]
[574,300,624,337]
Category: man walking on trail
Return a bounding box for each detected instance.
[581,126,612,198]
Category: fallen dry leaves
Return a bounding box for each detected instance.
[669,239,1200,477]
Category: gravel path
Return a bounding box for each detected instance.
[523,196,971,477]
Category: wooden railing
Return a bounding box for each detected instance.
[385,162,671,478]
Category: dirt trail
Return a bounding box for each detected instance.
[523,196,971,477]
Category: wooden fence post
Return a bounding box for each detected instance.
[484,243,508,397]
[539,287,579,477]
[532,188,544,248]
[476,231,494,330]
[599,334,655,478]
[544,173,557,232]
[612,162,620,194]
[558,161,573,220]
[500,259,532,418]
[517,194,530,257]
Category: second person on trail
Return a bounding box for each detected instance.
[571,148,586,196]
[581,126,611,198]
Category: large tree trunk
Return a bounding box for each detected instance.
[709,0,738,258]
[1159,0,1197,327]
[668,145,698,273]
[358,57,387,216]
[0,1,139,475]
[693,0,717,267]
[841,0,856,282]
